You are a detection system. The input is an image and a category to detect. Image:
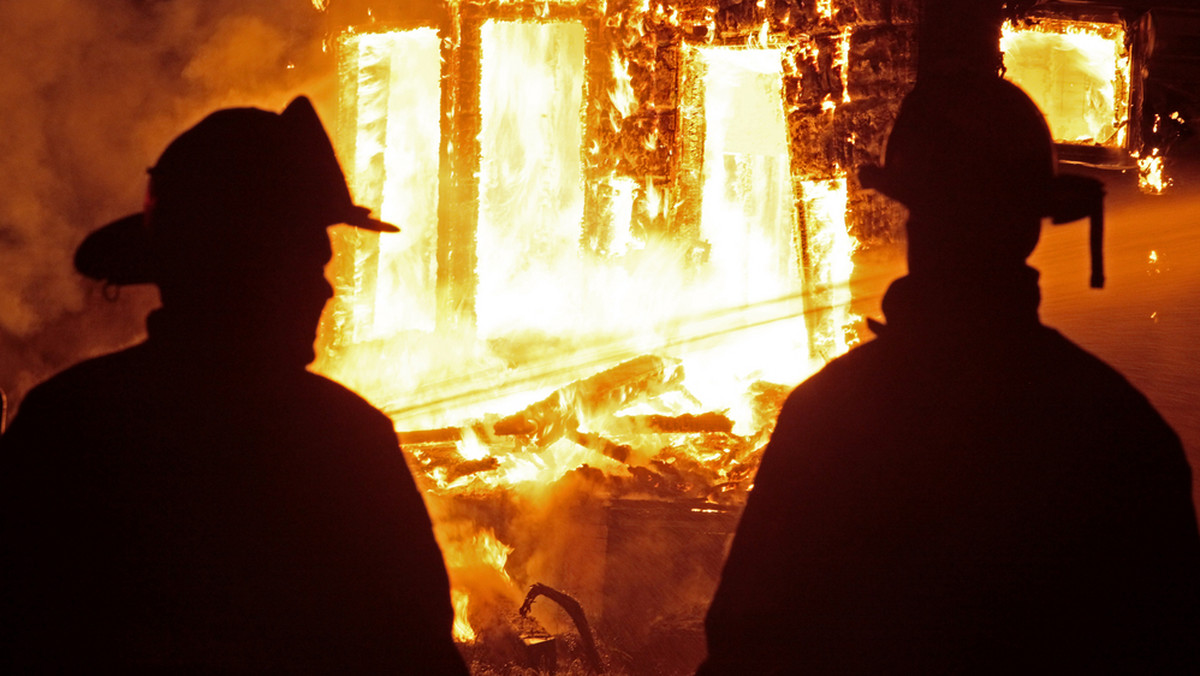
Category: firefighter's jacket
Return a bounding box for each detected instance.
[700,267,1200,675]
[1,309,469,674]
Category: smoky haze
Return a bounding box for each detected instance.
[0,0,337,419]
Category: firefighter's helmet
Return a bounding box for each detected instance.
[859,76,1105,287]
[75,97,397,287]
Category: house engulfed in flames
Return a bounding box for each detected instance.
[305,0,1182,672]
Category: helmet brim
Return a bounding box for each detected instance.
[75,96,399,286]
[74,214,154,286]
[76,207,398,286]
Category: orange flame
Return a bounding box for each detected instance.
[451,590,476,643]
[320,19,860,643]
[1134,148,1171,194]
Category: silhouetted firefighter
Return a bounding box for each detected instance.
[0,98,469,673]
[698,76,1200,674]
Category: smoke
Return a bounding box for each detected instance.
[0,0,338,416]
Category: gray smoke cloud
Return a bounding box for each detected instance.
[0,0,339,419]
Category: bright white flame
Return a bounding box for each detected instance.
[609,53,637,125]
[606,175,639,255]
[345,29,442,337]
[817,0,834,21]
[801,174,857,355]
[696,47,797,312]
[476,20,587,337]
[802,175,854,285]
[458,427,490,462]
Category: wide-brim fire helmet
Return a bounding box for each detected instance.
[859,76,1105,288]
[74,96,397,287]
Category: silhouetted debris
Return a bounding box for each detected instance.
[521,582,604,674]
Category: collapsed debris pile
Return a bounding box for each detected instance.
[395,354,790,673]
[401,356,789,503]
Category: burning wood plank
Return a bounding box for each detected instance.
[609,411,734,434]
[397,427,461,445]
[566,430,633,464]
[401,442,500,484]
[491,354,685,447]
[397,355,687,446]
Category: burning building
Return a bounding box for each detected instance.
[296,0,1193,673]
[0,0,1196,673]
[308,0,906,671]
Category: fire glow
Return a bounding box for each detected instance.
[318,12,858,656]
[1000,18,1130,148]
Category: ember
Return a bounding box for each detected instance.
[1134,147,1171,194]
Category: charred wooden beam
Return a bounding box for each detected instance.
[398,406,730,450]
[438,11,480,332]
[612,412,734,434]
[492,355,685,447]
[445,457,501,482]
[566,430,633,464]
[402,442,464,470]
[398,427,461,445]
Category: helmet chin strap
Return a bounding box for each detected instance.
[1048,173,1107,289]
[860,161,1107,289]
[1089,208,1105,289]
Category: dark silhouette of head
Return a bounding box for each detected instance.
[860,76,1105,285]
[75,97,396,366]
